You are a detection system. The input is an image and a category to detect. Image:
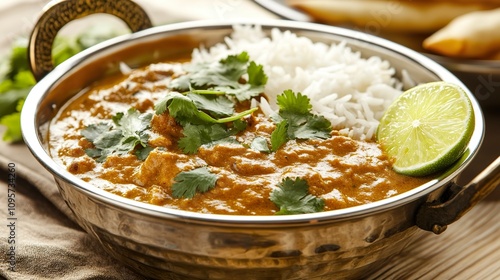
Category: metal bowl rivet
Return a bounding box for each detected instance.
[432,224,448,234]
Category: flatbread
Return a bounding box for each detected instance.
[287,0,499,33]
[423,8,500,59]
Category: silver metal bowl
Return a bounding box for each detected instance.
[21,1,499,279]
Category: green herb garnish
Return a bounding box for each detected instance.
[251,136,270,153]
[155,90,255,154]
[177,123,231,154]
[270,90,332,151]
[270,177,325,215]
[270,120,289,152]
[81,108,152,162]
[170,51,268,101]
[156,92,257,125]
[171,167,218,198]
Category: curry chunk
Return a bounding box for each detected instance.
[67,157,96,174]
[150,113,183,139]
[136,148,206,189]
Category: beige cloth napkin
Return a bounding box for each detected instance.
[0,142,145,279]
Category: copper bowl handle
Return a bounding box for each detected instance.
[416,156,500,234]
[28,0,153,82]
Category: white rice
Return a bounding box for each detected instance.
[191,25,407,140]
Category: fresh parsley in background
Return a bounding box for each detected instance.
[0,27,123,142]
[0,38,36,142]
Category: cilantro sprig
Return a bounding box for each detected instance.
[155,92,257,125]
[250,136,270,153]
[177,123,231,154]
[270,177,325,215]
[270,90,332,151]
[171,167,218,198]
[155,90,254,154]
[170,51,268,102]
[81,108,152,162]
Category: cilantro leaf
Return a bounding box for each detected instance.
[171,167,218,198]
[0,71,36,93]
[269,90,332,151]
[154,91,255,154]
[247,61,268,86]
[135,146,154,161]
[292,115,332,139]
[154,93,175,115]
[80,122,111,142]
[170,51,267,102]
[230,119,247,134]
[161,93,202,123]
[280,113,331,140]
[82,123,122,161]
[276,89,312,115]
[170,52,248,90]
[154,52,265,154]
[214,83,265,102]
[51,36,84,66]
[81,108,152,162]
[270,177,325,215]
[271,120,288,152]
[218,51,250,82]
[156,92,257,126]
[187,92,234,117]
[251,136,270,153]
[113,108,152,148]
[178,123,231,154]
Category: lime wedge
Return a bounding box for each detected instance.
[377,81,474,176]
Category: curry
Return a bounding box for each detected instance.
[49,55,430,215]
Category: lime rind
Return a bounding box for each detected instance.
[377,81,474,177]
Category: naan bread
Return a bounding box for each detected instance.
[423,8,500,59]
[287,0,499,33]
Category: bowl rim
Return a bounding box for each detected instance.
[21,19,485,226]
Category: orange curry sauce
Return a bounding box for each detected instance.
[49,62,430,215]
